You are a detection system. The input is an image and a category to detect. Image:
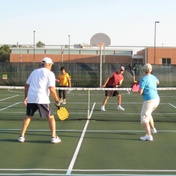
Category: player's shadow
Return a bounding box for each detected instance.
[0,138,53,144]
[85,132,140,141]
[0,131,51,143]
[24,140,52,144]
[59,132,139,141]
[0,139,18,142]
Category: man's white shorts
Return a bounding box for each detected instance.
[141,98,160,124]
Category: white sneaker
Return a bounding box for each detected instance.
[59,99,63,104]
[117,105,125,111]
[151,128,157,134]
[51,136,61,144]
[62,101,66,105]
[140,134,153,141]
[101,106,105,111]
[18,136,25,143]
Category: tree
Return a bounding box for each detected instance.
[36,41,45,48]
[0,45,10,62]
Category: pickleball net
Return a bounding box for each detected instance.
[0,86,176,122]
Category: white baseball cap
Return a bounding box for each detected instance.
[120,66,125,71]
[42,57,54,64]
[143,63,152,72]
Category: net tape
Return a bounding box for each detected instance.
[0,86,176,91]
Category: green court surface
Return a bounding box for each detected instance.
[0,88,176,175]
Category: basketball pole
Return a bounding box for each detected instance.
[100,46,102,87]
[98,43,104,87]
[90,33,111,87]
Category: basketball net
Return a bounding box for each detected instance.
[97,43,104,50]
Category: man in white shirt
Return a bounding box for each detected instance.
[18,57,61,144]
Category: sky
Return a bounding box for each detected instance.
[1,0,176,47]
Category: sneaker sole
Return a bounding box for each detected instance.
[51,140,61,144]
[140,137,153,141]
[18,140,25,143]
[117,109,125,111]
[51,138,61,144]
[18,137,25,143]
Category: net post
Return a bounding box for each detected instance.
[87,89,90,118]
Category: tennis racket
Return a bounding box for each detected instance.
[56,107,69,121]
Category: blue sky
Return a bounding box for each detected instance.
[1,0,176,47]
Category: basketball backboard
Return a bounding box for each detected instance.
[90,33,111,46]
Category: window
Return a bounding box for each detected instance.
[162,58,171,65]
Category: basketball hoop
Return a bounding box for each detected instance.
[97,43,104,50]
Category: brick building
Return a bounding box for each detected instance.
[10,46,176,65]
[137,47,176,65]
[10,46,143,65]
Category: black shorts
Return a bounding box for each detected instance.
[105,86,119,97]
[58,86,67,99]
[26,103,53,118]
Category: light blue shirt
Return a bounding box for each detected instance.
[140,74,159,101]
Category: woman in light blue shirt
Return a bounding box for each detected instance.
[139,63,160,141]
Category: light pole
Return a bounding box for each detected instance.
[33,30,36,63]
[68,35,70,61]
[154,21,159,64]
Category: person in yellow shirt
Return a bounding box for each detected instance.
[57,67,71,104]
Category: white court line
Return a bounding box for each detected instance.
[0,128,176,175]
[67,90,73,94]
[66,102,96,175]
[0,95,19,102]
[73,169,176,172]
[0,168,176,175]
[0,102,21,112]
[169,103,176,109]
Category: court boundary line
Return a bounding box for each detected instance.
[72,169,176,172]
[0,168,176,174]
[66,102,96,175]
[169,103,176,109]
[0,102,21,112]
[0,95,19,102]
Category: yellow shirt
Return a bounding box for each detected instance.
[58,73,71,86]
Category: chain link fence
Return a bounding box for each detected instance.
[0,62,176,87]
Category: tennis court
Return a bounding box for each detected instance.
[0,87,176,175]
